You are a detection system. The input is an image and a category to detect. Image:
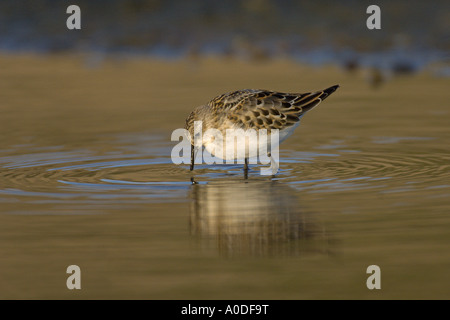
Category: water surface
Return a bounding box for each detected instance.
[0,55,449,299]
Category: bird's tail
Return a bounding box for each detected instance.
[321,84,340,101]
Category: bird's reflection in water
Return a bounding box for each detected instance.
[189,180,333,257]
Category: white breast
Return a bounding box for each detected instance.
[202,121,301,161]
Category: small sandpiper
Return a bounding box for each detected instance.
[185,85,339,177]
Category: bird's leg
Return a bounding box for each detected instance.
[244,157,249,179]
[190,144,195,171]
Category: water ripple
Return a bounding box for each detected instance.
[0,135,448,212]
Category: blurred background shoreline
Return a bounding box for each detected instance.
[0,0,448,76]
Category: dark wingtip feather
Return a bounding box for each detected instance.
[325,84,340,92]
[322,84,340,98]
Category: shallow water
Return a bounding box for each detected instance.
[0,55,449,299]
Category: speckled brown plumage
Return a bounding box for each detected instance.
[185,85,339,138]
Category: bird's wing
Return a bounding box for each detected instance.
[208,85,339,130]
